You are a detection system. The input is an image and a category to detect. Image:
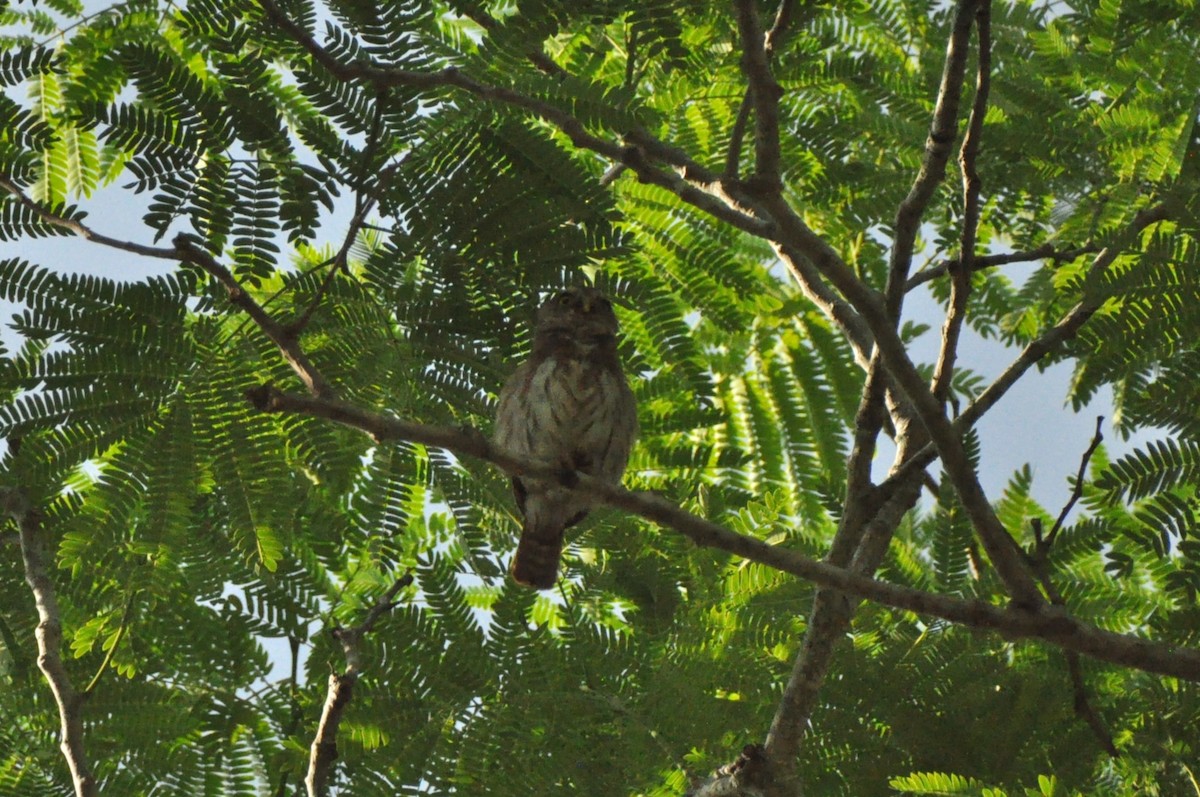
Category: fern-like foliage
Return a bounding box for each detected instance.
[0,1,1198,796]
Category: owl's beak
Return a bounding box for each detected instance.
[581,295,594,313]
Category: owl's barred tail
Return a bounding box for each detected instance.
[511,521,564,590]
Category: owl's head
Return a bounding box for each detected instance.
[534,286,621,341]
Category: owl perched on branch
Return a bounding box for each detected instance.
[493,286,638,589]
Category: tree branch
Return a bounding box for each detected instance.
[762,192,1044,607]
[1028,424,1117,759]
[952,203,1169,428]
[0,174,337,399]
[255,0,772,240]
[1,487,98,797]
[884,0,981,318]
[724,0,795,179]
[879,203,1170,502]
[932,0,990,402]
[734,0,784,184]
[1042,415,1104,552]
[763,459,926,790]
[1026,419,1118,758]
[306,574,413,797]
[288,96,390,338]
[243,386,1200,681]
[905,244,1100,291]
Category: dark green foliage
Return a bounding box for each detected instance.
[0,1,1198,796]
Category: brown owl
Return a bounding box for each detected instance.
[493,286,638,589]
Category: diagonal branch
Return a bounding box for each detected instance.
[932,0,991,402]
[1026,419,1117,758]
[1,487,98,797]
[951,203,1169,428]
[243,385,1200,682]
[884,0,982,318]
[878,203,1168,515]
[306,573,413,797]
[255,0,771,239]
[761,191,1044,607]
[0,175,336,399]
[288,96,392,338]
[1041,415,1105,552]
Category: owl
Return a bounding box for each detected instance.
[493,286,638,589]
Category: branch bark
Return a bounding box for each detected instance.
[884,0,982,317]
[1,487,98,797]
[306,574,412,797]
[243,386,1200,682]
[905,244,1100,291]
[932,0,991,402]
[763,192,1045,608]
[734,0,784,183]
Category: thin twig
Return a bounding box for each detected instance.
[1029,414,1117,762]
[723,91,754,179]
[932,1,991,402]
[905,244,1099,290]
[306,573,413,797]
[1045,415,1104,550]
[244,385,1200,681]
[2,487,98,797]
[83,588,137,695]
[287,95,386,337]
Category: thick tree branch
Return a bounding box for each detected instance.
[1,487,98,797]
[244,386,1200,681]
[762,192,1044,607]
[306,574,413,797]
[884,0,981,318]
[763,457,926,790]
[734,0,784,183]
[932,1,991,402]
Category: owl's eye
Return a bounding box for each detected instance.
[554,291,575,305]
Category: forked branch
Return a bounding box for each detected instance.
[932,0,991,401]
[306,574,413,797]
